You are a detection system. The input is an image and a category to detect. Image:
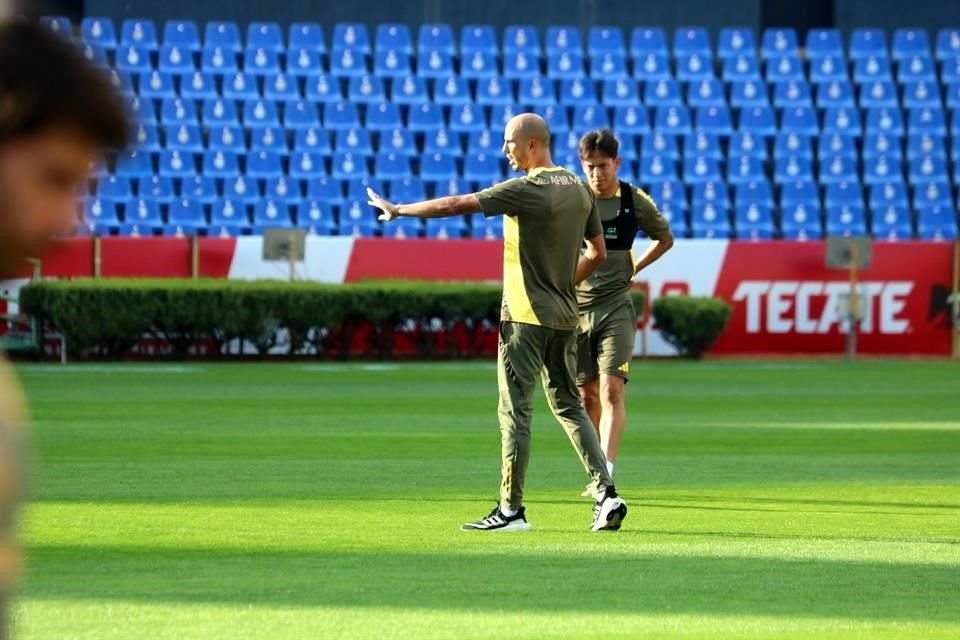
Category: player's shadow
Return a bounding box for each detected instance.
[22,544,960,621]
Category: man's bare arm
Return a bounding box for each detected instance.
[633,230,675,276]
[367,188,481,221]
[575,233,607,285]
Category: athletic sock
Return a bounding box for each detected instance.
[606,460,615,477]
[500,506,518,517]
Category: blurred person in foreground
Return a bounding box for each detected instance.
[0,17,130,637]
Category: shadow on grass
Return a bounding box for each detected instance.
[21,545,960,621]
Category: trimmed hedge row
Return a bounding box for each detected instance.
[20,279,650,359]
[652,295,733,359]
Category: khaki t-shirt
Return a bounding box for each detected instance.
[577,184,671,313]
[0,354,24,593]
[477,167,603,331]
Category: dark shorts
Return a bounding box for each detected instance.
[576,300,637,386]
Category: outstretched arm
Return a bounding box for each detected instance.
[367,188,481,222]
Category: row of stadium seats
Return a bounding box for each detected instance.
[44,17,960,62]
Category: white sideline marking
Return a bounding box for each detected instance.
[15,365,200,374]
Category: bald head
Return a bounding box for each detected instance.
[507,113,551,146]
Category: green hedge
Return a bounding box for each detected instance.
[652,295,733,360]
[19,279,647,359]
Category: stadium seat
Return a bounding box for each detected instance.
[864,107,904,136]
[765,56,805,83]
[40,16,73,39]
[825,205,867,236]
[853,56,892,83]
[916,206,959,240]
[674,27,711,57]
[121,19,157,50]
[687,79,726,108]
[285,152,323,180]
[334,48,372,78]
[201,98,239,127]
[730,131,768,159]
[780,181,820,209]
[588,26,625,57]
[138,71,176,99]
[322,101,359,131]
[643,133,680,161]
[305,176,344,207]
[902,80,942,109]
[84,197,121,235]
[433,76,471,107]
[693,180,732,209]
[264,176,302,205]
[857,80,898,109]
[781,106,819,136]
[461,25,498,56]
[476,77,515,107]
[780,203,823,239]
[558,78,596,107]
[261,73,300,102]
[649,180,687,208]
[818,133,858,160]
[383,218,425,239]
[388,177,427,203]
[115,45,152,73]
[166,198,207,235]
[547,51,586,79]
[906,133,945,160]
[122,198,165,235]
[824,181,864,209]
[572,104,609,130]
[295,200,335,235]
[463,153,503,186]
[157,150,195,178]
[822,107,862,137]
[338,199,379,237]
[425,218,467,239]
[247,22,283,53]
[245,150,283,179]
[897,55,936,83]
[913,181,954,210]
[871,205,913,239]
[738,105,777,136]
[892,28,930,60]
[503,52,541,80]
[504,25,541,56]
[806,29,843,58]
[729,81,769,108]
[289,22,326,53]
[210,200,252,234]
[242,99,279,127]
[809,55,848,83]
[249,125,288,154]
[459,52,498,81]
[201,150,239,179]
[199,46,238,75]
[374,152,410,181]
[870,183,909,209]
[850,29,887,59]
[417,51,455,79]
[695,106,733,135]
[690,203,733,238]
[684,133,722,160]
[82,17,117,50]
[654,106,692,135]
[727,156,766,183]
[205,21,241,52]
[332,23,371,55]
[776,132,814,159]
[420,128,459,157]
[936,28,960,60]
[735,202,776,239]
[380,128,417,157]
[676,53,714,82]
[218,72,257,100]
[945,59,960,83]
[644,79,682,107]
[773,80,812,108]
[723,55,762,82]
[204,125,244,153]
[390,76,429,105]
[863,155,902,184]
[546,26,583,56]
[639,155,678,182]
[336,127,373,156]
[252,200,294,229]
[164,124,203,152]
[909,155,949,183]
[736,180,774,208]
[244,47,281,77]
[762,28,799,59]
[683,156,723,183]
[286,48,323,78]
[419,24,456,55]
[718,28,756,59]
[432,177,470,197]
[376,24,413,56]
[448,104,488,134]
[630,27,668,58]
[632,53,672,80]
[908,107,947,135]
[819,155,859,184]
[774,156,814,183]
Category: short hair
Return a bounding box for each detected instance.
[578,129,619,159]
[0,20,130,149]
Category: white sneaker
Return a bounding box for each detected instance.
[462,505,533,532]
[591,488,627,531]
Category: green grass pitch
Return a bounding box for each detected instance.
[11,359,960,639]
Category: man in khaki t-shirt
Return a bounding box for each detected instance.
[368,113,629,532]
[576,129,674,492]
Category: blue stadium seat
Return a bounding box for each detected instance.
[913,182,954,210]
[174,71,215,100]
[936,28,960,60]
[423,128,461,157]
[40,16,73,39]
[134,176,173,205]
[853,56,892,83]
[247,22,283,53]
[547,52,586,79]
[865,107,904,136]
[461,52,499,80]
[332,23,371,56]
[115,45,152,73]
[736,180,774,208]
[738,105,777,136]
[205,21,241,52]
[902,80,942,109]
[382,218,425,239]
[654,106,692,135]
[242,99,279,127]
[388,177,426,202]
[305,176,344,207]
[338,199,379,237]
[590,52,628,79]
[736,202,776,239]
[286,48,324,77]
[611,105,648,135]
[205,125,245,153]
[80,43,110,70]
[160,98,197,125]
[463,153,504,185]
[824,181,864,209]
[809,55,848,83]
[542,104,571,135]
[906,133,944,160]
[572,103,609,130]
[284,151,322,180]
[200,150,238,179]
[727,156,766,184]
[289,23,326,53]
[476,77,515,107]
[818,133,858,160]
[639,155,678,182]
[264,176,302,205]
[243,47,281,76]
[825,205,867,236]
[690,203,733,238]
[127,96,157,125]
[870,183,909,209]
[390,76,429,105]
[163,124,202,152]
[516,77,556,107]
[327,152,366,181]
[780,181,820,209]
[892,28,930,61]
[325,101,362,131]
[375,127,413,157]
[488,102,520,132]
[695,106,732,135]
[249,125,288,153]
[780,203,822,239]
[908,107,947,135]
[434,76,472,107]
[217,72,255,101]
[122,198,164,235]
[84,197,121,235]
[775,132,813,159]
[863,156,903,185]
[201,98,238,127]
[676,53,714,82]
[431,177,470,198]
[871,205,913,240]
[166,198,208,235]
[448,103,487,134]
[588,26,625,57]
[687,78,726,107]
[335,127,373,156]
[649,180,687,208]
[683,156,722,183]
[773,80,812,108]
[504,25,541,56]
[252,200,293,229]
[283,100,320,129]
[766,55,804,82]
[857,80,898,109]
[718,28,756,59]
[82,17,117,50]
[263,73,302,102]
[547,26,583,56]
[897,55,936,83]
[420,153,458,183]
[138,71,175,99]
[730,131,768,159]
[374,152,410,180]
[426,218,467,239]
[419,24,456,56]
[417,51,455,79]
[762,28,798,59]
[461,25,497,56]
[774,156,814,183]
[245,150,282,180]
[916,206,958,240]
[723,55,762,82]
[692,180,731,209]
[201,46,238,75]
[656,201,687,235]
[909,154,949,183]
[109,69,135,96]
[819,155,859,184]
[469,215,504,240]
[97,175,133,201]
[334,48,372,78]
[850,29,887,59]
[209,200,251,234]
[644,79,682,107]
[684,133,722,160]
[121,19,156,50]
[729,80,769,108]
[163,20,200,51]
[643,132,680,161]
[376,24,413,56]
[295,200,335,235]
[822,107,862,137]
[630,27,668,58]
[632,53,672,80]
[600,79,637,107]
[806,29,843,58]
[674,27,711,57]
